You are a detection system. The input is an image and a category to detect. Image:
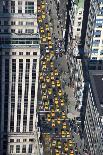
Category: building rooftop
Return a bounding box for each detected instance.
[89,70,103,116]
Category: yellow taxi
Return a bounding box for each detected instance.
[41,3,45,9]
[52,140,56,146]
[46,24,49,31]
[49,45,52,49]
[57,118,61,124]
[38,16,42,23]
[48,40,52,45]
[57,141,61,149]
[45,55,50,61]
[47,32,51,37]
[51,80,55,87]
[42,94,47,100]
[52,120,55,127]
[56,106,60,112]
[70,150,74,155]
[44,105,49,110]
[55,149,60,155]
[58,89,62,96]
[62,112,66,119]
[51,75,54,80]
[61,130,66,138]
[40,27,44,33]
[54,69,58,76]
[64,144,68,152]
[46,76,50,83]
[39,75,43,80]
[42,12,46,19]
[56,80,61,87]
[41,82,46,89]
[51,109,55,117]
[50,61,54,68]
[48,88,52,95]
[68,140,74,147]
[60,99,64,106]
[50,51,54,57]
[63,122,66,129]
[47,114,51,121]
[48,36,52,40]
[67,131,71,138]
[42,64,46,69]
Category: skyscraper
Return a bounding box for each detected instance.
[0,0,40,154]
[84,70,103,155]
[85,0,103,60]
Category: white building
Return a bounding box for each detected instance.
[85,0,103,60]
[0,0,40,154]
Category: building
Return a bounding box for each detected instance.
[84,70,103,155]
[85,0,103,60]
[0,0,40,154]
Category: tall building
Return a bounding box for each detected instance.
[85,0,103,60]
[84,70,103,155]
[0,0,40,154]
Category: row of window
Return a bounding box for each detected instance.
[10,144,33,153]
[0,29,35,34]
[4,51,37,56]
[0,21,35,26]
[3,1,34,14]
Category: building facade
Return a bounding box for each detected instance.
[84,70,103,155]
[0,0,40,154]
[85,0,103,60]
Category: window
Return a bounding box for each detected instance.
[18,29,22,34]
[10,145,14,153]
[26,52,30,55]
[26,22,34,26]
[29,139,33,142]
[16,139,20,142]
[19,21,23,25]
[18,1,22,13]
[12,52,16,55]
[4,29,8,33]
[22,145,26,153]
[11,29,15,33]
[11,21,15,25]
[78,22,81,26]
[3,1,9,13]
[11,1,15,13]
[23,139,27,142]
[28,144,32,153]
[25,2,34,14]
[19,52,23,55]
[77,28,80,31]
[4,21,8,25]
[33,52,37,55]
[16,145,20,153]
[25,29,34,34]
[10,139,14,142]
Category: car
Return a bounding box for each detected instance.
[52,140,56,146]
[49,45,52,49]
[42,94,47,100]
[62,112,66,119]
[47,32,51,37]
[46,76,50,83]
[54,70,58,76]
[64,145,68,152]
[51,111,55,117]
[52,120,55,127]
[38,16,42,23]
[45,24,49,30]
[57,141,61,149]
[39,75,43,80]
[67,131,71,138]
[42,13,46,19]
[40,27,44,33]
[48,88,52,95]
[51,81,55,87]
[48,40,52,45]
[50,61,54,68]
[44,105,49,110]
[41,83,46,89]
[61,130,66,137]
[47,114,51,121]
[60,100,64,106]
[42,64,46,69]
[63,122,66,129]
[48,36,51,40]
[56,106,60,112]
[51,75,54,80]
[58,90,62,96]
[57,118,61,124]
